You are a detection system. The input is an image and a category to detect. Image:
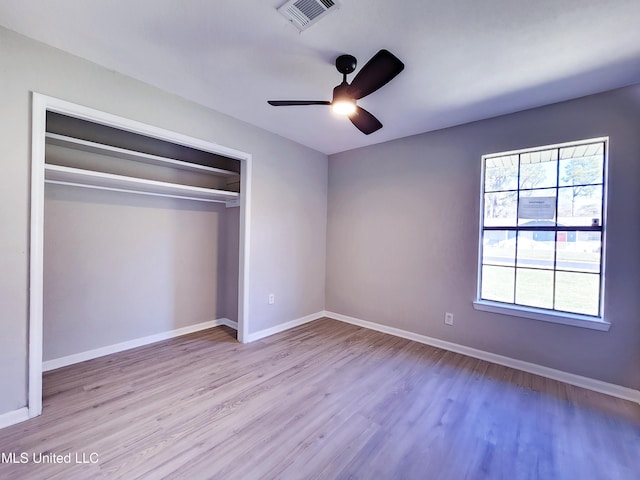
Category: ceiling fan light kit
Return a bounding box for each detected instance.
[268,49,405,135]
[331,80,356,115]
[332,100,356,116]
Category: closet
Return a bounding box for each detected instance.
[40,108,246,369]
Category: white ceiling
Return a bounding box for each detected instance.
[1,0,640,155]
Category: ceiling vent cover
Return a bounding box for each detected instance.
[278,0,341,31]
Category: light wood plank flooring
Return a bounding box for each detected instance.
[1,318,638,479]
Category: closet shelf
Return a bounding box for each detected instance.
[45,164,239,204]
[46,132,238,177]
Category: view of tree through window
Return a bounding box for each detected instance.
[479,139,606,317]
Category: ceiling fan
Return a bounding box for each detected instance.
[267,49,405,135]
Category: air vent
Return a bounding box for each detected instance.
[278,0,341,31]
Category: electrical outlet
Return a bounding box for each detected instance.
[268,294,275,305]
[444,312,454,325]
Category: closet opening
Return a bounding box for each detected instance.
[29,93,252,418]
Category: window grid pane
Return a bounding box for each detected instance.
[481,265,515,303]
[515,268,554,309]
[554,271,600,316]
[480,139,605,317]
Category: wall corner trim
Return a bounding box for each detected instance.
[42,318,237,372]
[0,407,30,430]
[245,311,326,342]
[324,311,640,405]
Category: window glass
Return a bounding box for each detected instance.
[484,191,517,227]
[516,231,555,270]
[482,231,516,267]
[515,268,554,309]
[485,155,519,192]
[481,266,515,303]
[557,185,602,227]
[517,188,557,226]
[519,149,558,190]
[555,272,600,316]
[556,231,601,273]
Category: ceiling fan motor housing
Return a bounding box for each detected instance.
[336,54,357,75]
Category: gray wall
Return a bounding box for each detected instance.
[327,85,640,390]
[0,27,327,415]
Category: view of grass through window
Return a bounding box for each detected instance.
[479,139,606,317]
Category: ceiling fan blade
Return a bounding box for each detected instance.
[349,106,383,135]
[268,100,331,106]
[348,49,405,100]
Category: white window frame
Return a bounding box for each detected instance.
[473,138,610,331]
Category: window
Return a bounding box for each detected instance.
[476,138,607,326]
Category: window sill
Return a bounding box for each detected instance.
[472,300,611,331]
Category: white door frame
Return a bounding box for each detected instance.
[29,92,252,417]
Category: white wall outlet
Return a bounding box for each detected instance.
[268,293,275,305]
[444,312,454,325]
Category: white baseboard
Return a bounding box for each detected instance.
[36,309,640,404]
[324,311,640,405]
[43,318,238,372]
[0,407,30,429]
[245,311,325,343]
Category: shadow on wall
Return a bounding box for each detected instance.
[412,54,640,136]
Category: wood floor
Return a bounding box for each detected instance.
[1,318,638,480]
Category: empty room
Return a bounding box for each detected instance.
[0,1,639,479]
